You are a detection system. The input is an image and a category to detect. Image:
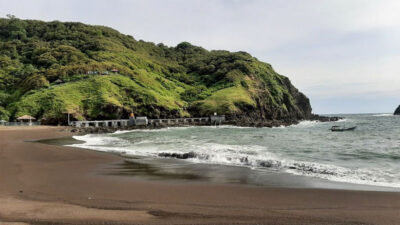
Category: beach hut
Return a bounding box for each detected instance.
[17,115,36,126]
[0,120,6,126]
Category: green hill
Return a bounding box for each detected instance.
[0,16,314,125]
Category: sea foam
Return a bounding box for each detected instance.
[372,114,393,117]
[69,117,400,189]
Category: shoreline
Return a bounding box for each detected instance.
[47,134,399,192]
[1,126,400,224]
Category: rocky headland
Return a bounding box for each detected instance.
[0,17,339,127]
[394,105,400,115]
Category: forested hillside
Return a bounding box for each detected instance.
[0,16,313,125]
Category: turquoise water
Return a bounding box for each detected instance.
[70,114,400,188]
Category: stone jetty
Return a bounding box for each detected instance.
[69,116,226,128]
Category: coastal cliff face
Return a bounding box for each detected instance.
[394,105,400,115]
[0,17,315,125]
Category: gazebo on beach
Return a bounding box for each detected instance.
[17,115,36,125]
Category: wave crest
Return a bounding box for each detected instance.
[70,132,400,188]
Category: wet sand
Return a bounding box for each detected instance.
[1,126,400,224]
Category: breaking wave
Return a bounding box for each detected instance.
[372,114,393,117]
[70,133,400,188]
[156,150,400,188]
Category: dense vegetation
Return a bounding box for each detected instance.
[0,16,312,124]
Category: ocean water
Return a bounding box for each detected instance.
[69,114,400,189]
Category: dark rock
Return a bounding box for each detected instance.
[259,161,273,168]
[240,156,249,164]
[310,114,342,122]
[258,160,281,168]
[158,151,197,159]
[394,105,400,115]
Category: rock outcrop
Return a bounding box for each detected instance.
[394,105,400,115]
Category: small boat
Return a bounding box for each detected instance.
[330,125,357,132]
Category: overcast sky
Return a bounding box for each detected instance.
[1,0,399,114]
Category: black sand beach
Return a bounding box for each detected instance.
[1,126,400,224]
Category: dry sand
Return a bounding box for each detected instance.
[0,126,399,224]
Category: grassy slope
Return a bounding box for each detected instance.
[11,75,188,122]
[0,17,311,123]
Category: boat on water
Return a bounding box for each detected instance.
[330,125,357,132]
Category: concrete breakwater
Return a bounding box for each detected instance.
[67,115,342,134]
[69,116,226,128]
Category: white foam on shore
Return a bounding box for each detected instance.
[69,131,400,189]
[113,130,135,134]
[72,134,128,146]
[184,147,400,188]
[283,161,400,188]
